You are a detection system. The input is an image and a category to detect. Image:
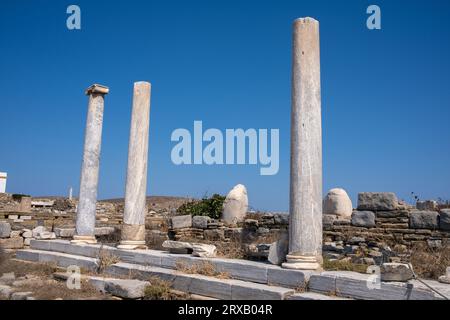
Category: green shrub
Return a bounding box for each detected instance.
[177,194,225,219]
[12,194,30,200]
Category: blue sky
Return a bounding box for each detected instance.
[1,0,449,211]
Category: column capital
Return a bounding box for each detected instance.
[85,84,109,95]
[293,17,319,25]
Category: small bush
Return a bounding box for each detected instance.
[144,277,173,300]
[177,194,225,219]
[96,248,120,273]
[12,194,30,201]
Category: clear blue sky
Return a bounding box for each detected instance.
[1,0,449,211]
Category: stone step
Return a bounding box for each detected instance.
[28,240,311,288]
[105,262,295,300]
[287,292,350,300]
[15,249,99,271]
[308,271,450,300]
[15,249,295,300]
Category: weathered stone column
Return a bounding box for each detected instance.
[72,84,109,244]
[282,17,322,270]
[118,82,151,250]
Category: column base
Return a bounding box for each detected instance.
[282,254,321,270]
[71,235,97,245]
[117,240,147,250]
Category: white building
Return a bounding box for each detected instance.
[0,172,6,193]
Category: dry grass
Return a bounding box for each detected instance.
[16,278,109,300]
[0,254,111,300]
[175,260,230,279]
[215,239,245,259]
[410,242,450,280]
[143,276,175,300]
[323,258,368,273]
[96,248,120,274]
[0,254,58,278]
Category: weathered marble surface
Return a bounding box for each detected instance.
[357,192,398,211]
[119,82,151,249]
[323,188,353,218]
[74,84,109,244]
[284,17,322,270]
[222,184,248,225]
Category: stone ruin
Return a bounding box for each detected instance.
[1,17,449,300]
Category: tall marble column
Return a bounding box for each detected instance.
[118,82,151,250]
[72,84,109,244]
[282,17,323,270]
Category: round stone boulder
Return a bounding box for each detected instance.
[221,184,248,225]
[323,188,353,218]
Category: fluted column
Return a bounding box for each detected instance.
[72,84,109,244]
[282,17,323,270]
[118,82,151,250]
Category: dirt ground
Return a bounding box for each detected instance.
[0,251,114,300]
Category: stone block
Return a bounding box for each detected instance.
[416,200,438,211]
[439,209,450,231]
[268,232,288,265]
[89,277,150,299]
[170,215,192,229]
[188,276,232,300]
[0,236,24,249]
[192,216,210,229]
[322,214,337,228]
[288,292,348,300]
[0,222,11,238]
[351,211,376,228]
[211,258,268,284]
[230,280,294,300]
[54,228,75,238]
[409,211,439,229]
[267,267,312,289]
[192,243,216,257]
[308,274,336,294]
[380,263,414,282]
[162,240,193,254]
[15,249,40,261]
[204,229,224,241]
[116,249,163,267]
[357,192,398,211]
[310,271,438,300]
